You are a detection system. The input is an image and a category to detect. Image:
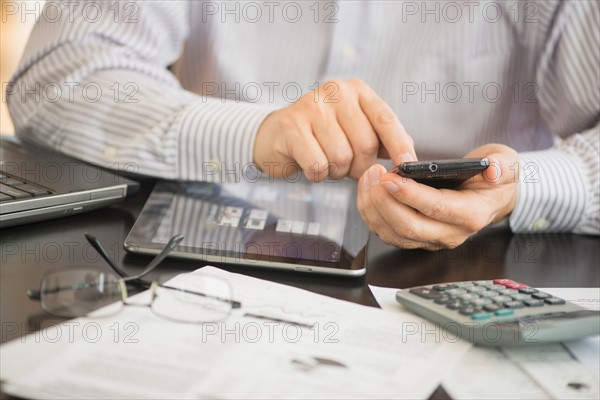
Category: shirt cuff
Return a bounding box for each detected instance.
[509,150,588,233]
[177,99,279,182]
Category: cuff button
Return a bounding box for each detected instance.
[531,218,550,231]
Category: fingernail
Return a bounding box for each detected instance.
[362,172,369,190]
[367,166,380,188]
[381,181,399,193]
[399,152,417,163]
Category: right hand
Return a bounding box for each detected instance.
[253,79,417,182]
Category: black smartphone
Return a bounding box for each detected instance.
[389,158,490,189]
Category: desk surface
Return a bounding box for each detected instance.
[1,180,599,398]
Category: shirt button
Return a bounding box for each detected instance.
[104,147,117,159]
[340,44,358,61]
[531,218,550,231]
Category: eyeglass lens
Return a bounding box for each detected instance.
[40,270,233,323]
[40,268,123,318]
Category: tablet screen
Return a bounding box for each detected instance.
[125,178,369,275]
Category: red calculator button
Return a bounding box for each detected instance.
[505,283,528,290]
[493,279,516,286]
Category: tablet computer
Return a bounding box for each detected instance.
[124,178,369,276]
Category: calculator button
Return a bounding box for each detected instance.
[409,288,443,299]
[459,293,480,301]
[524,299,545,307]
[492,295,512,303]
[504,301,525,309]
[493,279,517,286]
[545,297,566,305]
[434,296,452,305]
[471,298,493,306]
[446,300,462,310]
[480,291,499,298]
[459,305,478,315]
[467,286,487,293]
[532,292,552,300]
[483,304,502,312]
[495,309,514,316]
[471,312,492,320]
[0,193,12,202]
[518,287,538,294]
[455,282,475,288]
[510,293,532,301]
[432,284,456,292]
[446,288,468,296]
[505,282,528,290]
[474,280,493,285]
[485,284,506,291]
[496,289,518,296]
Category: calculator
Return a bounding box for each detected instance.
[395,279,600,346]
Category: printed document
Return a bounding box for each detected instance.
[369,285,600,400]
[1,267,470,399]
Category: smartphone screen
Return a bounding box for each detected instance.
[390,158,490,189]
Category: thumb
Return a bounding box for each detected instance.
[464,144,519,186]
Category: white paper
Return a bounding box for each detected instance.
[503,344,599,400]
[542,288,600,381]
[369,285,600,400]
[1,267,470,399]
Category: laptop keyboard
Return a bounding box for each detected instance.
[0,173,52,202]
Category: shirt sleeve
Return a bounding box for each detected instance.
[6,1,278,182]
[509,1,600,235]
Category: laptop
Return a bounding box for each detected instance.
[0,137,139,228]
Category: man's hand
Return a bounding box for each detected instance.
[253,79,416,182]
[357,144,520,250]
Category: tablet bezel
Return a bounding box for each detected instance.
[124,180,369,276]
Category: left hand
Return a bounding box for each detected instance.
[357,144,520,250]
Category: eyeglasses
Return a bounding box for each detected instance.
[27,234,241,323]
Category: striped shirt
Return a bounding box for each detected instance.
[7,0,599,234]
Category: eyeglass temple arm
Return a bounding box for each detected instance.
[124,234,184,282]
[27,281,100,300]
[84,233,130,278]
[159,284,242,309]
[28,234,183,300]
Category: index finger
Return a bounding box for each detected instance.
[357,84,417,165]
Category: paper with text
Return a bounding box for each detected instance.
[1,267,470,399]
[369,285,600,400]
